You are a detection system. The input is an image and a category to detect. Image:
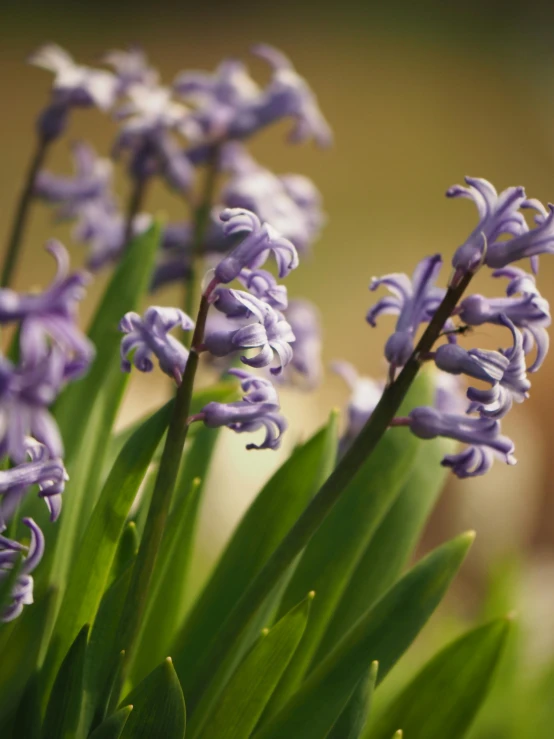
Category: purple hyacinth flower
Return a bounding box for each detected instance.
[441,446,497,479]
[280,299,323,388]
[249,44,332,147]
[434,343,509,384]
[332,361,383,444]
[483,199,554,271]
[0,240,94,379]
[73,198,152,270]
[407,406,516,477]
[466,318,531,419]
[214,209,299,284]
[221,145,325,254]
[200,368,286,450]
[102,46,159,93]
[367,255,444,367]
[29,44,118,117]
[448,177,527,275]
[0,439,67,526]
[206,290,295,375]
[237,269,288,311]
[0,518,44,622]
[119,306,194,383]
[0,352,65,463]
[34,141,113,218]
[458,266,550,371]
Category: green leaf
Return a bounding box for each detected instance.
[44,222,161,592]
[173,413,338,702]
[88,707,133,739]
[41,401,171,705]
[118,658,186,739]
[254,532,474,739]
[0,589,56,725]
[0,554,22,617]
[81,566,133,734]
[13,672,41,739]
[266,372,433,714]
[198,593,313,739]
[328,661,378,739]
[367,618,512,739]
[317,434,454,663]
[42,624,89,739]
[108,522,139,590]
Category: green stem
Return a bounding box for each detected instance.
[186,271,474,711]
[184,147,220,326]
[115,289,213,683]
[1,137,49,288]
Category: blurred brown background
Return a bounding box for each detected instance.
[3,0,554,655]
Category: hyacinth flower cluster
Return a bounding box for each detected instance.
[354,177,552,478]
[0,242,91,620]
[120,206,300,450]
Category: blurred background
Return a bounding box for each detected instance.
[2,1,554,731]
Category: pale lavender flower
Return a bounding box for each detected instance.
[466,318,530,419]
[0,240,94,378]
[34,141,113,218]
[119,306,194,383]
[441,446,497,479]
[0,518,44,622]
[206,290,295,374]
[332,361,383,446]
[114,84,193,191]
[367,255,444,367]
[457,266,550,371]
[102,46,159,92]
[176,45,331,149]
[29,44,118,139]
[483,200,554,271]
[199,368,286,450]
[407,406,516,476]
[434,343,509,384]
[280,299,323,387]
[448,177,529,276]
[214,209,299,283]
[73,198,151,269]
[222,145,324,253]
[236,270,288,311]
[0,352,65,463]
[0,439,67,526]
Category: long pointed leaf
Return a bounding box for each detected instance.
[317,434,454,663]
[254,532,474,739]
[42,623,89,739]
[173,413,338,700]
[266,372,432,714]
[119,658,186,739]
[198,592,313,739]
[45,222,162,591]
[41,400,172,704]
[89,707,133,739]
[367,618,512,739]
[328,661,378,739]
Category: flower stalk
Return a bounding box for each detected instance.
[185,269,473,712]
[2,137,49,288]
[114,281,214,690]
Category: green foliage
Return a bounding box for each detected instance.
[255,533,474,739]
[327,661,378,739]
[172,413,338,702]
[42,624,89,739]
[367,618,511,739]
[266,372,432,714]
[198,593,313,739]
[118,658,186,739]
[88,707,133,739]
